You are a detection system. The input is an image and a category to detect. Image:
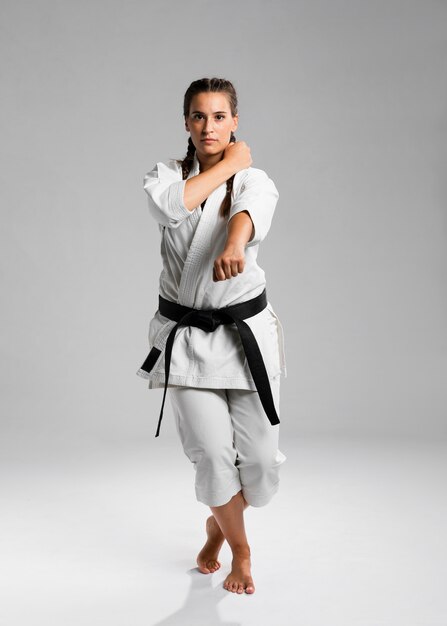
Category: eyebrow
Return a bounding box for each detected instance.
[190,110,228,115]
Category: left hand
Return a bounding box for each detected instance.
[213,242,246,281]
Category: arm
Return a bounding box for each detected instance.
[184,140,251,209]
[213,211,254,282]
[226,169,279,247]
[227,210,254,246]
[183,159,235,211]
[213,170,279,281]
[143,159,237,228]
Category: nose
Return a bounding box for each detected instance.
[203,118,214,133]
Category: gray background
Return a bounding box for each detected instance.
[1,1,446,625]
[1,0,446,444]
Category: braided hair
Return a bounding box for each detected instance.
[175,77,238,220]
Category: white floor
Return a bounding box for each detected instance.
[1,433,446,626]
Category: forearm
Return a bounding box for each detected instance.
[183,159,235,211]
[226,210,254,247]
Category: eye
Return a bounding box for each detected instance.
[216,115,225,120]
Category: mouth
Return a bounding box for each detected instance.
[201,138,217,142]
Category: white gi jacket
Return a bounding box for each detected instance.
[136,151,287,390]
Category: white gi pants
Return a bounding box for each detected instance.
[168,376,287,507]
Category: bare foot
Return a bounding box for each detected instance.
[196,515,225,574]
[223,547,255,594]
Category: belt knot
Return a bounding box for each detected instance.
[189,309,220,332]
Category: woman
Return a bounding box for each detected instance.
[136,77,287,595]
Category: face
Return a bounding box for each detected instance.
[185,92,238,157]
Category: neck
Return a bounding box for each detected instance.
[196,150,224,173]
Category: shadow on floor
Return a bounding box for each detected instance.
[152,566,244,626]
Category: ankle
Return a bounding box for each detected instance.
[231,543,251,558]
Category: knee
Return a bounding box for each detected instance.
[193,443,241,504]
[238,448,287,507]
[237,450,270,473]
[238,447,286,476]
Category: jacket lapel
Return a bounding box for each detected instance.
[178,152,227,307]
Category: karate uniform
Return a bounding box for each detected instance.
[137,151,287,506]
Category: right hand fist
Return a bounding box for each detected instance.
[223,140,252,174]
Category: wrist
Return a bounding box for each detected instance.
[225,238,246,248]
[216,157,236,180]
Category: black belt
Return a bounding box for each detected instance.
[139,287,280,437]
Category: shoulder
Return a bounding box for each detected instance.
[233,166,276,196]
[236,166,268,183]
[143,158,182,184]
[155,158,183,175]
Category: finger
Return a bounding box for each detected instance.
[231,261,239,277]
[213,265,223,282]
[213,266,223,282]
[214,262,226,282]
[223,261,233,280]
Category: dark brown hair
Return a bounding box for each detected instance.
[176,77,238,220]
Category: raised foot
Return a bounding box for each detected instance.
[223,549,255,594]
[196,515,225,574]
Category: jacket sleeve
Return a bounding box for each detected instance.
[226,169,279,247]
[143,161,197,228]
